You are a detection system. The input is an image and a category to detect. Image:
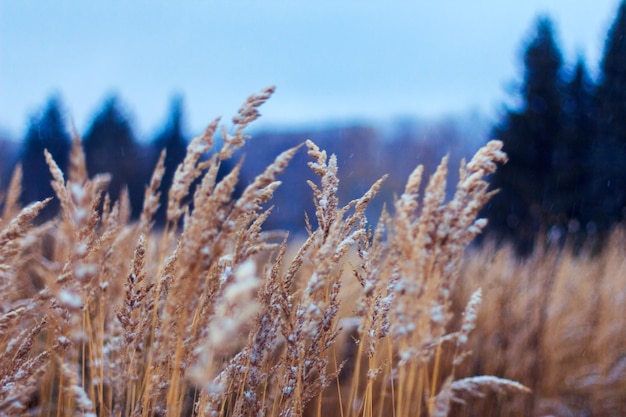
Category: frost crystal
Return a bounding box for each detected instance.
[430,304,444,324]
[59,289,83,309]
[75,242,88,256]
[69,183,85,200]
[75,263,97,281]
[223,260,259,304]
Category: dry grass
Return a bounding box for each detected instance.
[0,87,622,417]
[450,232,626,417]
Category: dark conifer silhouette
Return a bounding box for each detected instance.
[591,0,626,234]
[485,17,566,254]
[83,95,146,218]
[558,58,597,242]
[20,96,71,219]
[152,95,188,225]
[0,134,18,190]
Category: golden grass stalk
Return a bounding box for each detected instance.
[10,87,611,417]
[1,163,23,222]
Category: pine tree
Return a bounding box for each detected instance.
[557,58,597,239]
[591,0,626,234]
[0,133,19,190]
[152,95,188,225]
[83,95,145,218]
[20,96,71,219]
[484,16,565,254]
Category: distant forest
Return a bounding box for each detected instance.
[3,5,626,254]
[0,95,484,232]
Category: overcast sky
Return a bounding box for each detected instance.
[0,1,621,139]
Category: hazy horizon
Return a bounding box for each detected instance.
[0,1,621,139]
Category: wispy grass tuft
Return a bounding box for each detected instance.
[1,87,620,417]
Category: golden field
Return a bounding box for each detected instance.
[0,88,623,417]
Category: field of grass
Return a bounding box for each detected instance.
[451,232,626,417]
[0,87,623,417]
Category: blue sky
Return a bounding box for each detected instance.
[0,1,621,139]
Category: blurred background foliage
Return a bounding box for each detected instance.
[2,5,626,255]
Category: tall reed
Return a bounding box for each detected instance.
[451,231,626,417]
[0,87,540,417]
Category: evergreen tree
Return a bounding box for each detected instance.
[557,59,597,239]
[591,0,626,234]
[0,133,19,190]
[20,96,71,219]
[152,95,188,225]
[83,95,145,218]
[484,17,565,254]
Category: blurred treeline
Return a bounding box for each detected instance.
[0,93,484,232]
[483,6,626,254]
[2,5,626,253]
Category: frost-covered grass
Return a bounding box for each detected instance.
[1,87,621,417]
[448,231,626,416]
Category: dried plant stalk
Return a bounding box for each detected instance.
[0,88,569,417]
